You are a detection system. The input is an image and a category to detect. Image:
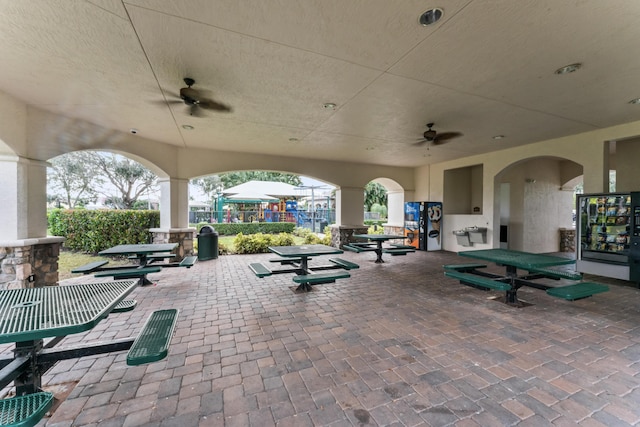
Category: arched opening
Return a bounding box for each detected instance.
[188,171,336,232]
[495,156,582,252]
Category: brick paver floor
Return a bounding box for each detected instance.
[4,250,639,426]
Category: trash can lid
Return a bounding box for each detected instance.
[199,225,216,234]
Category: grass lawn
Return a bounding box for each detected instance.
[58,250,132,282]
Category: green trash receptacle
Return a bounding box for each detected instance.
[197,225,218,260]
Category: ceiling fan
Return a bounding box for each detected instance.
[414,123,463,146]
[162,77,232,117]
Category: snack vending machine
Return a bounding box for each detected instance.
[404,202,442,251]
[576,192,640,282]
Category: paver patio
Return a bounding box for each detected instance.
[3,250,639,426]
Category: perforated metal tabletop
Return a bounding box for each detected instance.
[0,280,138,344]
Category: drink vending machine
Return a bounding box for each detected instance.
[403,201,442,251]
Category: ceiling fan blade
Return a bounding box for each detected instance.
[413,139,428,146]
[151,99,184,107]
[199,99,232,112]
[434,131,463,143]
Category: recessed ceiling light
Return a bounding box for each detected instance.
[182,125,194,130]
[419,8,443,26]
[555,63,582,75]
[492,135,505,140]
[629,98,640,104]
[129,128,138,134]
[323,103,337,110]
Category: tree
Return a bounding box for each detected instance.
[364,182,387,211]
[219,171,302,188]
[47,152,102,208]
[191,175,223,205]
[86,153,157,209]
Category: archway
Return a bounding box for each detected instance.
[494,156,582,252]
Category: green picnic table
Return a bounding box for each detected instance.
[252,245,351,292]
[0,280,139,395]
[457,249,576,305]
[351,234,409,263]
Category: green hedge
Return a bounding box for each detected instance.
[195,222,295,235]
[48,209,160,253]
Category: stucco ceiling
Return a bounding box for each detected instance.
[1,1,639,167]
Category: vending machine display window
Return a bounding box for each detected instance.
[577,193,630,265]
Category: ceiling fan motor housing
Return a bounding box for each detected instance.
[424,130,437,141]
[180,87,199,105]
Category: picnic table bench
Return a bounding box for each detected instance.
[71,260,109,274]
[249,262,272,277]
[94,266,162,285]
[129,253,176,263]
[328,258,359,270]
[292,271,351,291]
[343,244,378,253]
[127,309,179,366]
[382,248,415,256]
[0,391,54,427]
[444,270,511,291]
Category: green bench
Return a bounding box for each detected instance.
[129,253,176,262]
[546,282,609,301]
[293,271,351,285]
[0,391,54,427]
[127,309,179,366]
[269,257,310,265]
[343,244,377,253]
[444,270,511,291]
[329,258,359,270]
[112,299,137,313]
[443,263,488,272]
[249,263,272,277]
[94,266,162,280]
[382,248,414,256]
[350,242,376,248]
[71,260,109,274]
[179,256,197,268]
[526,267,583,281]
[390,244,416,250]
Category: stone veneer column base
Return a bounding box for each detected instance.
[559,228,576,252]
[383,224,404,236]
[149,228,196,261]
[0,237,65,289]
[330,225,369,249]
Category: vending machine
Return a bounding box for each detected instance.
[404,201,442,251]
[576,192,640,282]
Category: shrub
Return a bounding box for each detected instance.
[195,222,295,235]
[233,232,296,254]
[48,209,160,253]
[304,233,321,244]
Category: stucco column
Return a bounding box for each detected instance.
[386,190,405,227]
[152,177,195,260]
[0,155,48,240]
[335,186,364,226]
[158,177,190,229]
[0,155,64,288]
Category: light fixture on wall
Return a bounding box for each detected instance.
[525,178,536,183]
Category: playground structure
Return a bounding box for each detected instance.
[189,199,334,231]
